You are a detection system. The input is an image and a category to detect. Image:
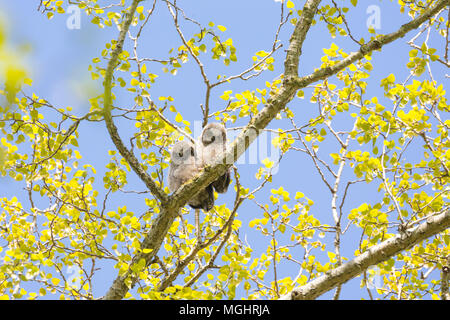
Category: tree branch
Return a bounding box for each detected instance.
[280,209,450,300]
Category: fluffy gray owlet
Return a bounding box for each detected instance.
[168,140,214,211]
[199,123,231,194]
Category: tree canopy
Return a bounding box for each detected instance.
[0,0,449,300]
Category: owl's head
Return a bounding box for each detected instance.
[201,123,227,146]
[170,140,196,166]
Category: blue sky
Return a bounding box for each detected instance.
[0,0,447,299]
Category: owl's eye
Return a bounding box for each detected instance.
[211,136,216,142]
[190,147,195,157]
[178,151,183,158]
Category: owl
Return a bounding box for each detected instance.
[168,140,214,211]
[198,123,231,194]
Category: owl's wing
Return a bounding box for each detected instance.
[188,183,215,212]
[212,169,231,194]
[169,163,198,193]
[168,165,179,192]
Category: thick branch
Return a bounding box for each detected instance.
[284,0,322,77]
[280,210,450,300]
